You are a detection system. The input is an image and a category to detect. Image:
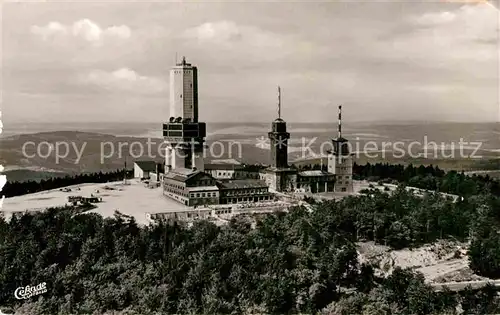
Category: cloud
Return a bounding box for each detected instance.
[31,19,131,43]
[377,3,499,66]
[414,11,457,26]
[411,4,498,43]
[185,20,241,43]
[181,20,320,70]
[183,20,284,48]
[78,68,167,94]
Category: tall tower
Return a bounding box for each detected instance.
[260,86,297,192]
[327,105,353,193]
[268,86,290,168]
[169,56,198,122]
[163,57,206,172]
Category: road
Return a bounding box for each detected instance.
[464,170,500,175]
[431,280,500,292]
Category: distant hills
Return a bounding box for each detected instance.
[1,123,499,182]
[0,131,272,182]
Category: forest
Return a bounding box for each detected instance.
[1,163,500,314]
[1,169,500,313]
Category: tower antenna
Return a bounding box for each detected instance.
[278,86,281,119]
[338,105,342,139]
[175,52,178,65]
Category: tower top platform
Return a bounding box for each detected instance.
[175,56,192,67]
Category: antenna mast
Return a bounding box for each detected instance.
[338,105,342,139]
[278,86,281,119]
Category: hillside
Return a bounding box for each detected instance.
[0,131,271,177]
[1,130,498,183]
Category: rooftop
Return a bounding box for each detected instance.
[134,160,157,172]
[205,163,245,171]
[263,167,298,173]
[187,186,219,192]
[332,137,349,143]
[218,179,269,190]
[175,56,192,67]
[164,168,201,182]
[298,170,332,177]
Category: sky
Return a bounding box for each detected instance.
[1,0,499,123]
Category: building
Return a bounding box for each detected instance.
[163,56,206,172]
[327,106,354,193]
[161,57,276,207]
[218,179,273,204]
[163,168,219,206]
[134,161,157,179]
[163,169,272,206]
[296,170,335,193]
[259,89,350,194]
[170,57,198,123]
[204,163,262,180]
[260,87,298,192]
[160,59,354,208]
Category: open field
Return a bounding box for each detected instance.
[298,180,458,203]
[357,241,490,285]
[3,180,455,225]
[2,180,190,225]
[464,169,500,179]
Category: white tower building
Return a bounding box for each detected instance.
[169,56,198,122]
[163,57,206,173]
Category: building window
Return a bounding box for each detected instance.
[196,193,200,198]
[202,192,206,197]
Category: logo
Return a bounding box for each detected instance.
[14,282,47,300]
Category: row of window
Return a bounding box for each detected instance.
[222,189,267,196]
[222,196,271,203]
[337,181,351,185]
[165,191,188,201]
[165,182,184,191]
[216,171,233,176]
[298,178,334,183]
[165,188,188,197]
[192,180,214,186]
[191,192,217,198]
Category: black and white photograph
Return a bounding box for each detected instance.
[0,0,499,314]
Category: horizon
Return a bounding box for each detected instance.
[4,119,500,126]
